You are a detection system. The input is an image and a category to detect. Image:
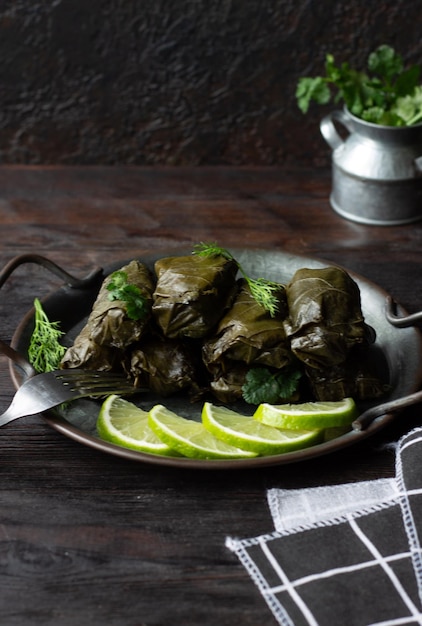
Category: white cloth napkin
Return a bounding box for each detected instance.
[226,427,422,626]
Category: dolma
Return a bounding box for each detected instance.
[126,333,202,397]
[202,279,291,372]
[61,260,155,370]
[59,325,119,372]
[152,254,238,339]
[283,266,374,369]
[202,280,292,403]
[305,347,388,402]
[207,362,250,404]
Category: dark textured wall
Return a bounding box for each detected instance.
[0,0,420,166]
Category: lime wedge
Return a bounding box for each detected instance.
[254,398,358,430]
[148,405,257,460]
[97,395,176,455]
[202,402,323,455]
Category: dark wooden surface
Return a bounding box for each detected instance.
[0,166,421,625]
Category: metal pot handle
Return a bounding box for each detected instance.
[320,109,354,151]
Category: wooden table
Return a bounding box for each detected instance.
[0,166,421,625]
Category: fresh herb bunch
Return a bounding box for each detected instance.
[106,270,149,321]
[242,366,302,405]
[193,242,281,317]
[28,298,66,373]
[296,45,422,126]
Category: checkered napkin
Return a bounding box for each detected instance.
[226,427,422,626]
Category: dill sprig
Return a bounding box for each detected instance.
[193,242,280,316]
[244,276,280,318]
[28,298,66,373]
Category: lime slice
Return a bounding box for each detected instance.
[202,402,323,455]
[253,398,358,430]
[148,405,257,460]
[97,395,176,456]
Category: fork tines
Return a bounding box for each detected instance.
[56,369,135,396]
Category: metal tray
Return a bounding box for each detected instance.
[3,249,422,469]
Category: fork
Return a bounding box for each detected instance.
[0,361,136,428]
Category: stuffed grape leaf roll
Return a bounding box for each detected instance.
[206,362,250,404]
[305,346,388,401]
[125,332,202,398]
[202,279,291,371]
[61,260,155,370]
[152,254,238,339]
[60,326,119,372]
[202,280,292,402]
[283,266,374,369]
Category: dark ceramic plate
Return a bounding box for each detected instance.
[9,249,422,469]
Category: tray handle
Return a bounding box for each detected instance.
[385,296,422,328]
[0,254,104,379]
[0,253,103,291]
[354,296,422,430]
[353,388,422,431]
[0,338,35,378]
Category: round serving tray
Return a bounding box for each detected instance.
[8,248,422,469]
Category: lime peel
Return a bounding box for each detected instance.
[96,396,357,460]
[97,395,176,456]
[148,404,257,460]
[202,402,323,455]
[253,398,358,430]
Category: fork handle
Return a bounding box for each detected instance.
[0,403,31,427]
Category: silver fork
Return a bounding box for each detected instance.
[0,368,136,427]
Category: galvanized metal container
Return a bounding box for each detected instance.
[320,109,422,225]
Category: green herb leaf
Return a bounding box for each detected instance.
[106,271,148,321]
[296,77,331,113]
[296,45,421,126]
[242,366,302,405]
[193,242,235,262]
[28,298,66,373]
[392,86,422,126]
[394,66,420,98]
[245,276,281,318]
[193,242,280,316]
[368,45,403,82]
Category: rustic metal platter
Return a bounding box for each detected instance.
[8,249,422,469]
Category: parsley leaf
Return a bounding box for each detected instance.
[242,366,302,405]
[106,271,149,321]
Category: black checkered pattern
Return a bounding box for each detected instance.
[227,428,422,626]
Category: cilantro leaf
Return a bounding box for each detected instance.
[392,86,422,126]
[242,366,302,405]
[296,45,421,127]
[296,77,331,113]
[106,271,149,321]
[368,45,403,82]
